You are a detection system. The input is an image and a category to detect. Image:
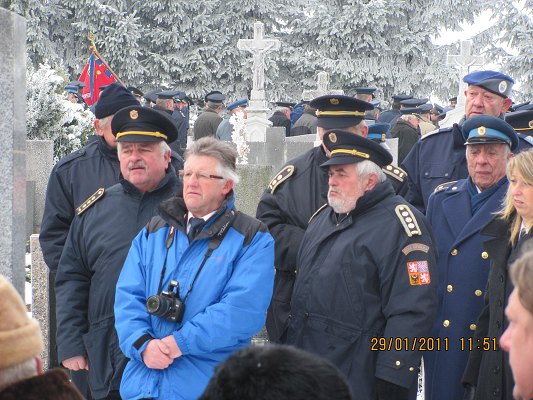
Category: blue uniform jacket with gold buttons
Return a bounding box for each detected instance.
[285,181,437,399]
[424,177,508,400]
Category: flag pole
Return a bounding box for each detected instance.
[87,32,125,86]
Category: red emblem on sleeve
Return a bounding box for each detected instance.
[407,261,430,285]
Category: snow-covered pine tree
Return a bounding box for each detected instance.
[26,62,95,160]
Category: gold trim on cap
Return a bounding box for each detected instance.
[116,131,168,140]
[330,148,370,158]
[316,110,366,117]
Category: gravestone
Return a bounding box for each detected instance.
[301,71,344,101]
[0,8,27,294]
[26,140,54,235]
[441,40,485,128]
[234,165,273,217]
[30,234,51,370]
[238,21,280,141]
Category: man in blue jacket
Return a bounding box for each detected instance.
[424,115,517,400]
[114,137,275,400]
[55,105,182,400]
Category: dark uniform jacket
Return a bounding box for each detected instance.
[285,182,438,399]
[256,146,409,342]
[40,136,184,273]
[268,111,291,136]
[0,369,85,400]
[193,108,222,140]
[378,109,401,126]
[424,178,508,400]
[55,169,180,399]
[171,107,189,156]
[391,119,420,165]
[291,111,317,136]
[463,217,533,400]
[402,122,533,214]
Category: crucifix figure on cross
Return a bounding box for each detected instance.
[238,22,281,92]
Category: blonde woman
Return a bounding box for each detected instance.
[464,149,533,400]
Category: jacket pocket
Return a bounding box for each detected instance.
[82,317,121,396]
[300,313,360,374]
[423,163,454,179]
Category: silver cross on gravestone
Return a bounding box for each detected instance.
[446,40,485,107]
[238,21,280,112]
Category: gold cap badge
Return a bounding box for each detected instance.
[330,98,339,105]
[130,110,139,120]
[478,126,486,135]
[529,120,533,129]
[329,132,337,143]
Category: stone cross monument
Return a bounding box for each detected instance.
[302,71,345,101]
[238,22,281,141]
[441,40,485,128]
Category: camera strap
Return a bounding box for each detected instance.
[156,209,237,296]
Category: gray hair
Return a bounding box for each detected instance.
[117,140,171,160]
[97,114,113,130]
[185,137,240,184]
[356,160,387,183]
[0,358,37,391]
[206,101,223,112]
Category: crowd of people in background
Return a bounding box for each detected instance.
[1,68,533,400]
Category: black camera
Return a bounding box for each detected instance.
[146,280,185,323]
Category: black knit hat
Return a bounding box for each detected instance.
[93,82,139,119]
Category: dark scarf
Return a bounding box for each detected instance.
[467,176,507,214]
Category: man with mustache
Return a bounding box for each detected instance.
[55,105,182,400]
[285,130,437,400]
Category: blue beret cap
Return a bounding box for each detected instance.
[93,82,139,119]
[505,109,533,133]
[227,98,248,111]
[205,91,226,103]
[310,95,374,129]
[111,105,178,144]
[321,129,392,168]
[368,122,391,142]
[463,114,518,150]
[463,70,514,98]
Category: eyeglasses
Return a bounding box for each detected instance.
[179,171,225,181]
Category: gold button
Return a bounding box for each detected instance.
[447,285,453,292]
[451,249,458,256]
[470,324,477,331]
[443,320,450,327]
[409,367,415,372]
[475,290,483,297]
[395,361,401,366]
[481,251,489,259]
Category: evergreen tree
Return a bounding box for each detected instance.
[26,62,94,160]
[472,1,533,101]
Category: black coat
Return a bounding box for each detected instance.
[391,119,420,165]
[40,136,183,273]
[256,147,409,342]
[286,182,438,398]
[268,111,291,136]
[55,169,180,399]
[463,216,533,400]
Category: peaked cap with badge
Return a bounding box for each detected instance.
[111,105,178,143]
[505,109,533,134]
[367,122,391,142]
[463,114,518,151]
[463,70,514,98]
[310,95,374,129]
[227,98,249,111]
[321,129,393,168]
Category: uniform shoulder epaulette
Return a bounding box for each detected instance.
[395,205,422,237]
[267,165,295,194]
[308,203,328,224]
[75,188,105,215]
[382,164,407,182]
[420,126,450,141]
[433,180,459,194]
